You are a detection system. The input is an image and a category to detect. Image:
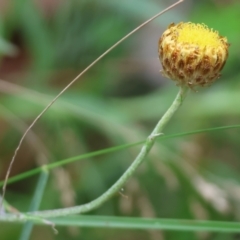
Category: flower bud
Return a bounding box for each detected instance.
[158,22,229,88]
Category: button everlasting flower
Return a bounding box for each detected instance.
[158,22,229,88]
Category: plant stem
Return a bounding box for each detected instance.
[0,0,184,211]
[30,85,188,218]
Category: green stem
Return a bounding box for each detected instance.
[30,85,188,218]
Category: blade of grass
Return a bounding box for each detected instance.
[0,124,240,187]
[50,215,240,233]
[0,140,144,187]
[1,214,240,233]
[19,167,49,240]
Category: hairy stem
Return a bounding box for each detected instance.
[0,0,184,210]
[28,85,188,218]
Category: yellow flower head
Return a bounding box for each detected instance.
[158,22,229,88]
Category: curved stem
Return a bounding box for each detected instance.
[28,85,188,218]
[0,0,184,211]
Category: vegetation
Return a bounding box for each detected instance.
[0,0,240,239]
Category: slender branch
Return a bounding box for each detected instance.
[28,85,188,218]
[0,0,184,210]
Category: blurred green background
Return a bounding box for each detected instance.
[0,0,240,239]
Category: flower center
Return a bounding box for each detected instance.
[176,23,223,49]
